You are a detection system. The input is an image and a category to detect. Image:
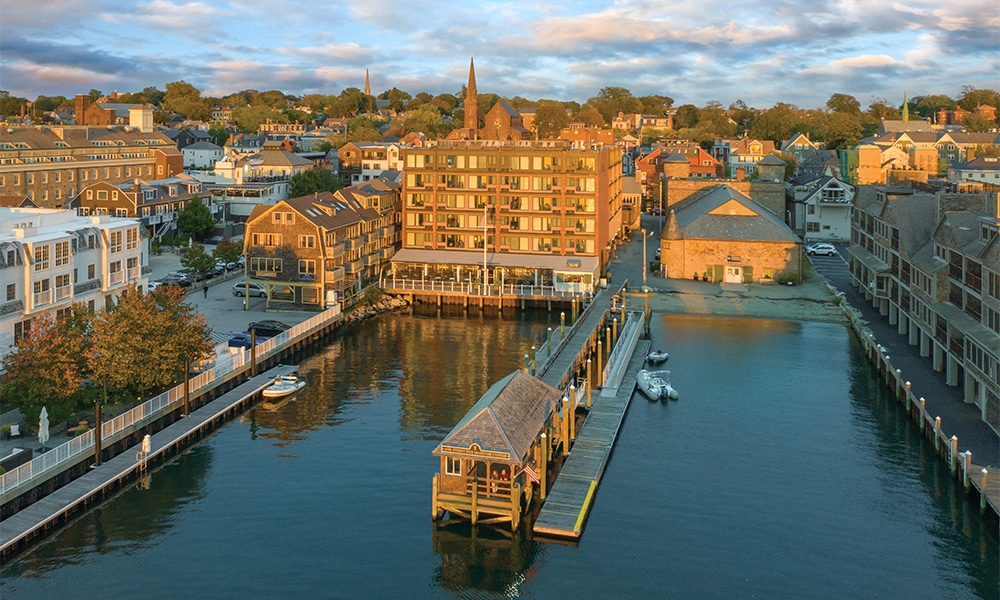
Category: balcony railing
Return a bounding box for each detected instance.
[110,271,124,284]
[56,284,72,301]
[33,289,52,306]
[381,277,588,298]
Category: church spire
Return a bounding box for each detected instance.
[364,69,371,97]
[902,90,908,123]
[464,56,478,133]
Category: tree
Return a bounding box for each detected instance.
[232,104,284,133]
[867,97,900,121]
[89,286,211,403]
[957,87,1000,113]
[180,242,216,278]
[213,237,243,265]
[380,87,412,112]
[749,103,801,143]
[163,80,211,120]
[0,91,26,118]
[208,123,228,146]
[403,104,445,137]
[728,100,756,135]
[776,151,800,180]
[576,107,606,128]
[88,89,103,102]
[176,199,216,241]
[0,307,92,427]
[673,104,699,129]
[638,95,674,115]
[913,95,953,120]
[826,93,862,115]
[961,114,996,133]
[288,169,342,197]
[534,101,571,138]
[584,87,641,125]
[696,101,736,137]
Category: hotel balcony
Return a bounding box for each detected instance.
[33,289,52,306]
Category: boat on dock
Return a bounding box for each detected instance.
[646,350,669,364]
[262,374,305,399]
[636,369,678,401]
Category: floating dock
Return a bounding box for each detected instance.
[0,365,297,560]
[534,318,648,539]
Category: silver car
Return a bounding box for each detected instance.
[232,281,267,297]
[805,242,837,256]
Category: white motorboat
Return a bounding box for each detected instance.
[646,350,669,364]
[636,369,679,401]
[262,374,306,398]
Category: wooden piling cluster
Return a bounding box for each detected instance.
[843,302,999,520]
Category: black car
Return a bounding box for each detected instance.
[247,320,291,337]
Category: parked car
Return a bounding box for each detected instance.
[248,320,291,338]
[805,242,837,256]
[227,332,269,349]
[654,247,661,260]
[205,235,224,245]
[649,207,665,216]
[161,274,192,287]
[232,281,267,297]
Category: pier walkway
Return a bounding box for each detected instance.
[0,365,296,559]
[534,315,647,539]
[537,284,620,390]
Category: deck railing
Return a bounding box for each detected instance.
[0,306,342,498]
[382,277,591,298]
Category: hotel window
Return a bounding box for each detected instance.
[14,319,31,342]
[34,245,50,270]
[252,233,282,246]
[127,228,138,249]
[6,283,14,301]
[34,279,51,294]
[56,273,70,289]
[88,264,95,279]
[299,235,316,249]
[110,230,123,252]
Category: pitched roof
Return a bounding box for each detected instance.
[662,184,800,243]
[433,370,561,462]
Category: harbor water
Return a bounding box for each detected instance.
[1,311,997,598]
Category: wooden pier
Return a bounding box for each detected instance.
[0,365,297,560]
[533,336,647,539]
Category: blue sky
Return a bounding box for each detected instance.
[1,0,997,109]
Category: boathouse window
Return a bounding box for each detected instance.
[446,457,462,476]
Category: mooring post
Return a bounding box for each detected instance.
[572,296,578,320]
[560,312,566,337]
[547,327,552,357]
[586,359,592,408]
[531,346,536,375]
[250,330,257,377]
[963,451,972,489]
[950,436,958,473]
[523,353,530,373]
[597,340,603,387]
[982,469,989,511]
[919,398,926,429]
[606,324,611,351]
[613,317,618,343]
[540,432,548,499]
[934,416,941,450]
[895,369,902,401]
[562,397,570,448]
[904,381,911,411]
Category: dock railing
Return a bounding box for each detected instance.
[382,277,591,299]
[0,306,342,500]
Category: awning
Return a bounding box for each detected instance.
[847,245,889,274]
[392,248,599,274]
[933,302,1000,356]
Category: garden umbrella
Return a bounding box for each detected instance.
[38,406,49,451]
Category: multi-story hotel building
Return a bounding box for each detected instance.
[390,139,623,292]
[0,126,182,209]
[0,207,147,353]
[849,186,1000,432]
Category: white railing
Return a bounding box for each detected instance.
[382,277,590,298]
[0,306,342,497]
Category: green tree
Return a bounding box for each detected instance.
[534,101,571,138]
[961,113,996,133]
[0,307,92,427]
[956,87,1000,113]
[288,170,342,197]
[749,103,801,143]
[180,242,216,278]
[826,93,862,115]
[728,100,755,135]
[380,88,412,112]
[913,95,953,120]
[176,199,216,241]
[971,144,1000,158]
[696,101,736,137]
[163,80,211,120]
[403,104,445,137]
[584,86,641,125]
[576,107,606,128]
[673,104,699,129]
[213,237,243,265]
[0,91,26,118]
[232,104,284,133]
[867,97,900,121]
[776,151,800,180]
[88,89,103,102]
[638,95,674,115]
[208,123,228,146]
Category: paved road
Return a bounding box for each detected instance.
[813,243,998,467]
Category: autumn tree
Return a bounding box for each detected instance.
[213,237,243,265]
[89,286,211,403]
[867,97,900,121]
[163,80,211,121]
[533,101,571,138]
[0,306,93,427]
[180,242,216,278]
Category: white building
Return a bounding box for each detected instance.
[0,207,147,352]
[786,174,855,241]
[182,141,225,170]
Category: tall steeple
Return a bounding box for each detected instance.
[464,56,478,132]
[902,90,908,123]
[364,69,371,97]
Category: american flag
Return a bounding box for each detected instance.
[522,462,539,484]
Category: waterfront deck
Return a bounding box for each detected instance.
[0,365,297,559]
[537,285,617,390]
[533,336,648,539]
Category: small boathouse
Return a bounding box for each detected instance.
[432,370,562,529]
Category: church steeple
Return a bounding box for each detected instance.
[364,69,371,97]
[464,56,478,133]
[902,90,908,123]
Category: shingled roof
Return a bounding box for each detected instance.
[433,371,561,463]
[661,184,800,243]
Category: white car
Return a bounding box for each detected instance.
[805,242,837,256]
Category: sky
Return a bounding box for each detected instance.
[1,0,998,110]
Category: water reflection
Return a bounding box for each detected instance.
[432,522,544,595]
